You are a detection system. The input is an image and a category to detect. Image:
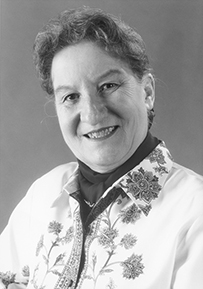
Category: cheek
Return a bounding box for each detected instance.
[59,118,81,146]
[126,103,148,132]
[116,85,145,108]
[56,108,74,137]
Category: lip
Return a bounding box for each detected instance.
[84,125,119,140]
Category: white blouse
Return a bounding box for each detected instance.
[0,142,203,289]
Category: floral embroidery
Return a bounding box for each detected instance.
[54,212,83,289]
[123,168,162,204]
[56,144,173,287]
[120,234,137,249]
[106,278,116,289]
[31,265,39,289]
[79,199,144,288]
[0,267,30,288]
[0,271,16,288]
[78,143,173,287]
[48,221,63,235]
[22,265,30,277]
[119,203,141,224]
[138,204,152,216]
[147,147,166,165]
[121,254,144,279]
[36,235,44,256]
[98,228,119,249]
[61,226,74,245]
[31,221,75,289]
[146,147,169,175]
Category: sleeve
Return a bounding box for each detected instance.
[173,215,203,289]
[0,182,36,289]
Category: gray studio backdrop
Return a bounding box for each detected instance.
[0,0,203,232]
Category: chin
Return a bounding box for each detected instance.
[86,155,123,172]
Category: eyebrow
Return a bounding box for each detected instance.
[54,69,125,95]
[96,69,124,81]
[54,85,73,95]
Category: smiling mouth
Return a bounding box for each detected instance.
[85,126,118,139]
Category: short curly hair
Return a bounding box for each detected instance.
[33,7,151,97]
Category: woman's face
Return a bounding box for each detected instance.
[51,41,155,173]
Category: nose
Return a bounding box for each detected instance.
[80,94,108,125]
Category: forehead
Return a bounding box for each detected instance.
[51,41,133,87]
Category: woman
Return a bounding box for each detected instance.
[0,7,202,289]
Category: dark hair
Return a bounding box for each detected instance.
[33,7,151,97]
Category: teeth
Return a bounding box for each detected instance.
[87,126,116,139]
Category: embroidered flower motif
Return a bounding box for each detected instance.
[120,203,141,224]
[51,270,61,277]
[36,235,44,256]
[54,253,66,266]
[32,221,76,289]
[22,265,30,277]
[138,204,152,216]
[98,228,118,248]
[130,169,152,182]
[48,221,63,235]
[121,254,144,279]
[106,278,116,289]
[146,147,170,175]
[61,226,74,245]
[126,182,140,196]
[31,264,39,288]
[92,252,97,270]
[126,168,162,204]
[0,268,29,288]
[147,148,166,165]
[0,271,16,287]
[120,234,137,249]
[80,190,147,286]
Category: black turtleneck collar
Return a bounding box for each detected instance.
[77,132,160,205]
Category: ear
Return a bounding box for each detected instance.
[142,73,155,110]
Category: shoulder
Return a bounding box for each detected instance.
[32,161,78,195]
[19,162,78,211]
[164,162,203,218]
[169,162,203,189]
[36,162,78,186]
[3,162,78,234]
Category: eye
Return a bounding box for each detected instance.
[62,93,80,103]
[99,82,119,93]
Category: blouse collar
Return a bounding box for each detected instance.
[59,140,173,218]
[77,133,160,205]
